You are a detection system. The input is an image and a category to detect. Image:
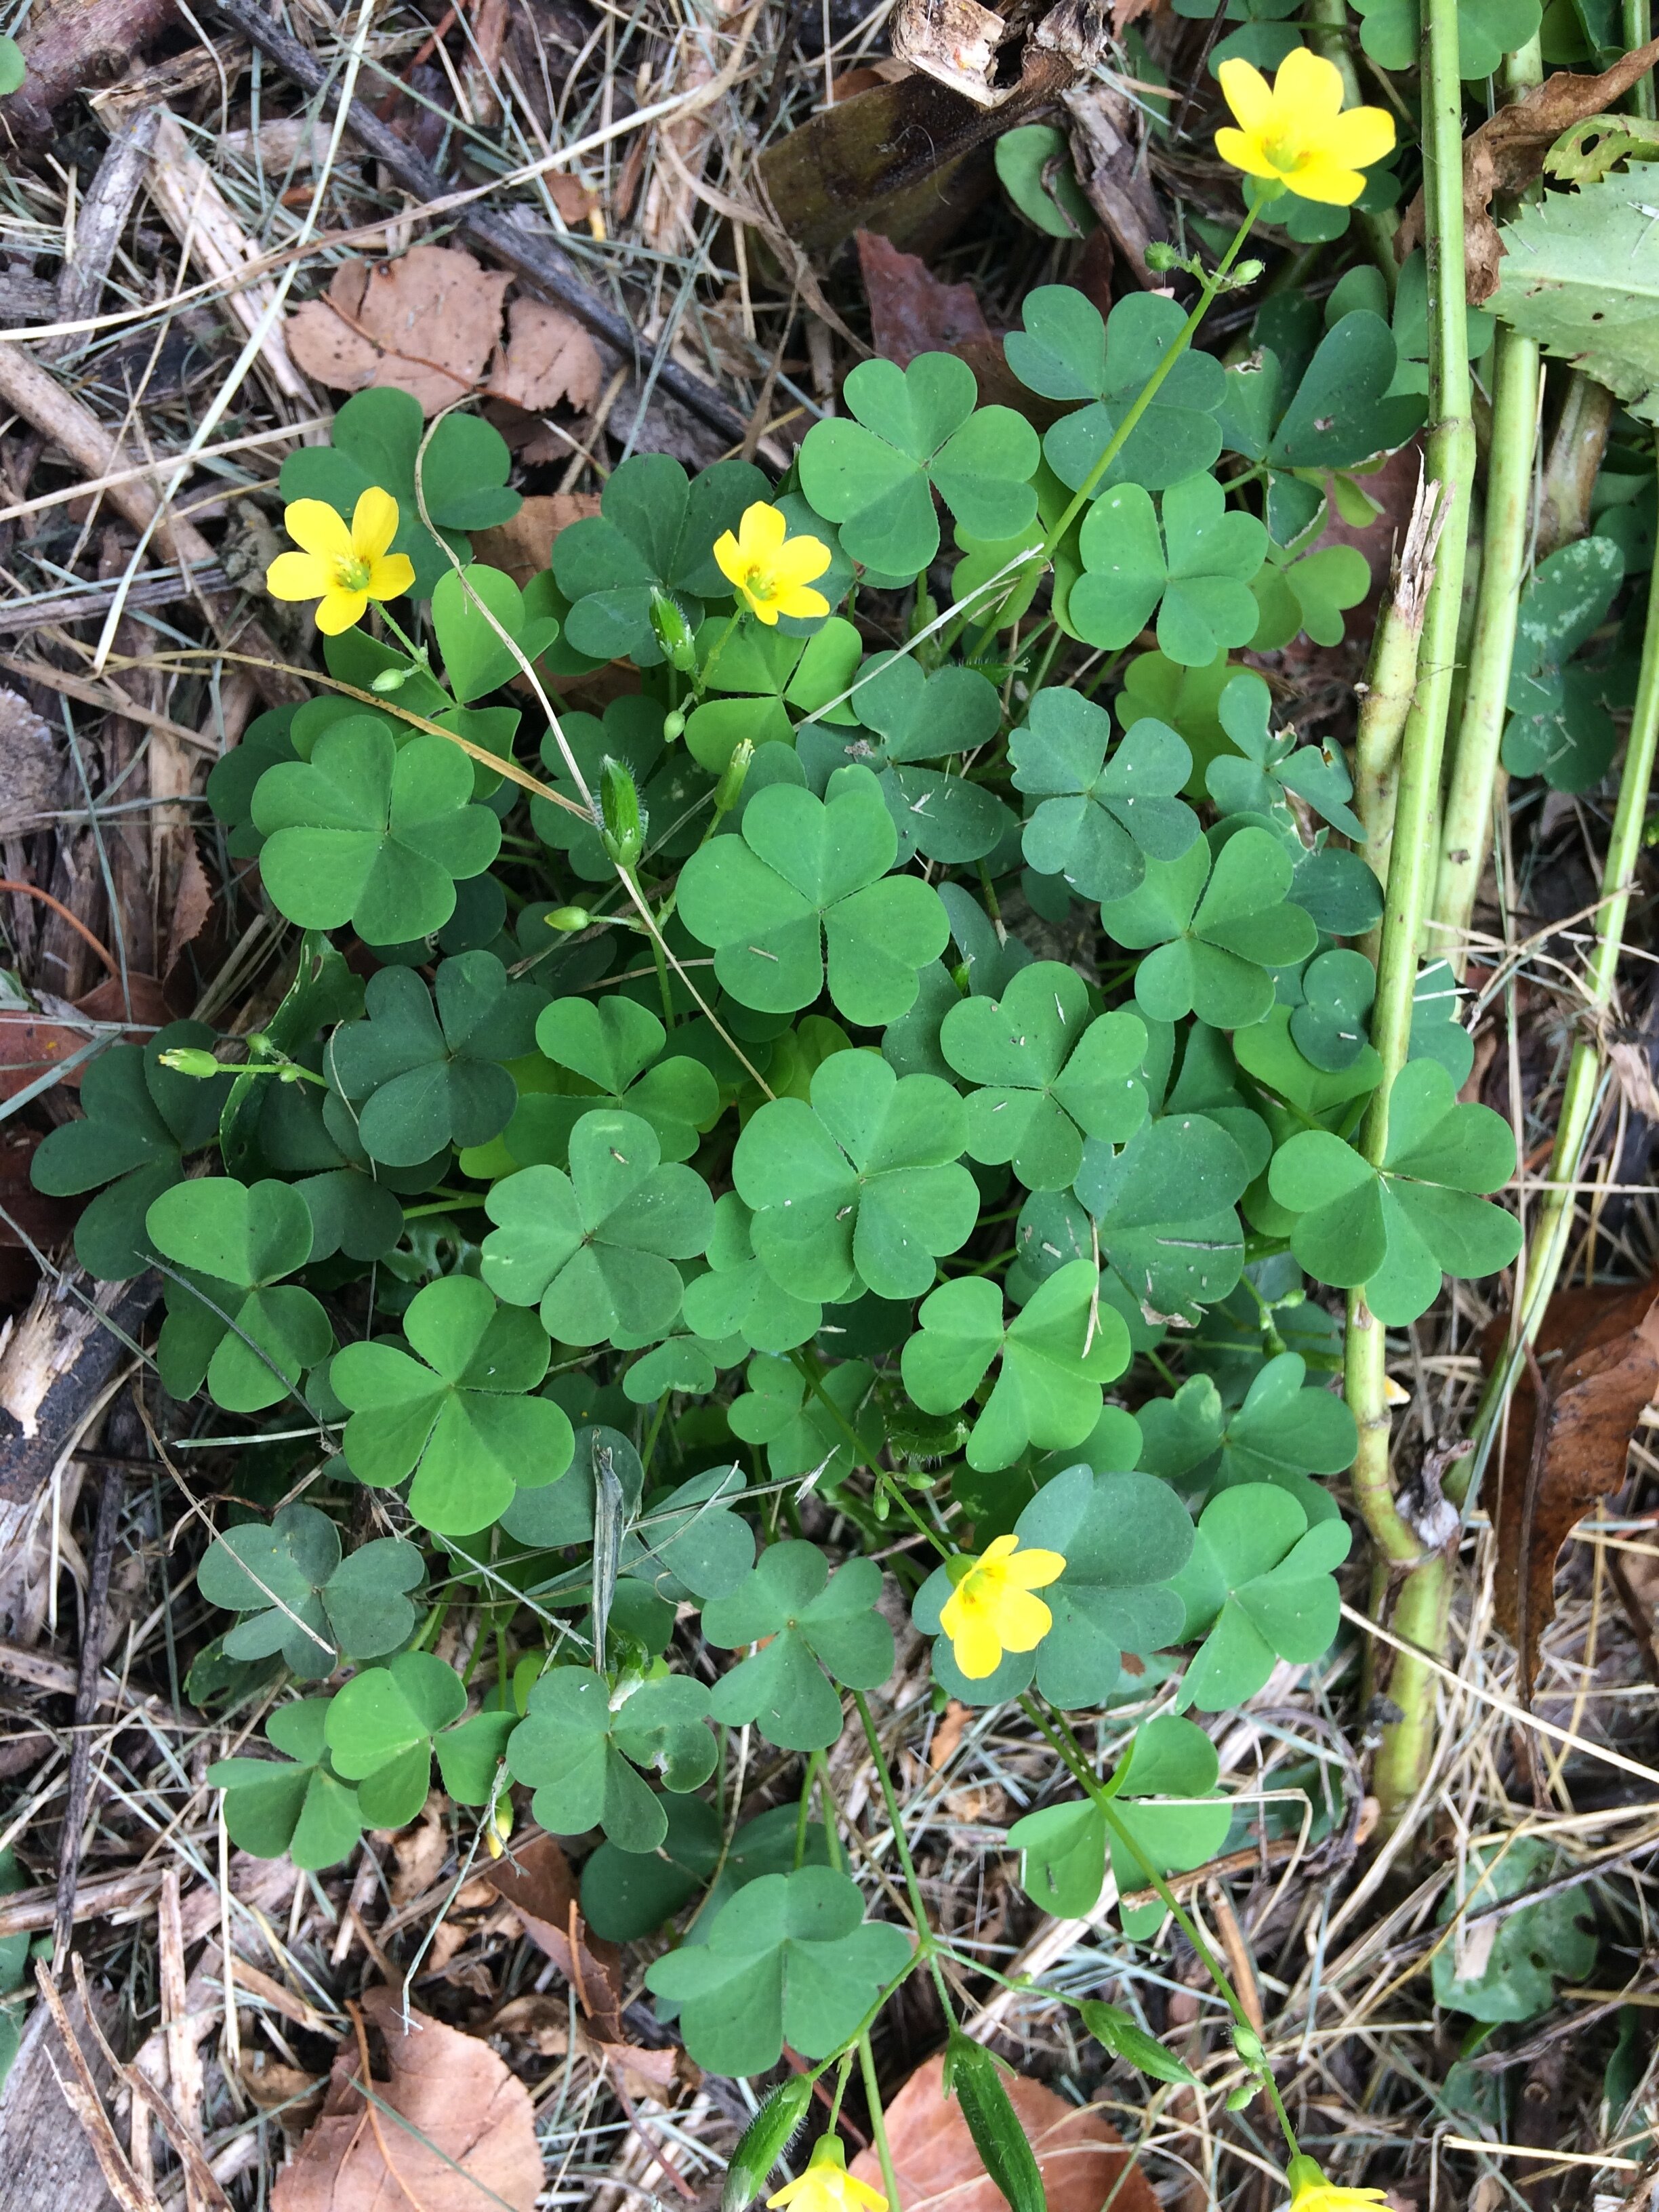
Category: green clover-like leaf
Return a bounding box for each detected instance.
[552,453,772,663]
[480,1111,714,1343]
[1204,672,1364,838]
[1267,1057,1520,1322]
[252,718,501,945]
[502,994,720,1168]
[430,562,560,703]
[677,764,950,1024]
[331,1273,574,1535]
[642,1864,912,2074]
[1008,289,1226,493]
[581,1797,830,1942]
[1011,691,1200,903]
[1166,1483,1352,1711]
[1250,543,1372,651]
[327,953,544,1166]
[622,1465,756,1601]
[1069,1105,1254,1324]
[505,1664,716,1850]
[279,388,519,596]
[147,1177,333,1412]
[197,1501,424,1679]
[1350,0,1540,77]
[1136,1353,1357,1523]
[207,1700,364,1870]
[1288,948,1376,1072]
[1069,474,1267,664]
[1101,827,1319,1030]
[728,1353,882,1483]
[1501,536,1626,790]
[1431,1837,1597,2023]
[901,1259,1129,1471]
[323,1651,471,1827]
[681,1195,824,1351]
[31,1023,232,1279]
[702,1541,895,1750]
[1265,311,1425,471]
[798,352,1039,576]
[732,1051,977,1301]
[940,960,1147,1191]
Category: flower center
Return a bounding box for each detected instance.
[743,562,778,602]
[1261,130,1312,174]
[333,552,373,594]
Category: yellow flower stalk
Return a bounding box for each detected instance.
[939,1534,1065,1680]
[768,2137,886,2212]
[266,486,416,635]
[1215,47,1395,207]
[714,501,832,626]
[1286,2155,1390,2212]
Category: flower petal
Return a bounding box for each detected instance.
[1215,126,1280,180]
[283,498,355,561]
[266,550,330,602]
[1217,56,1272,131]
[1003,1545,1067,1590]
[739,501,789,556]
[1273,44,1345,121]
[774,539,833,588]
[365,551,416,602]
[1286,159,1365,205]
[1324,104,1395,169]
[982,1534,1020,1563]
[351,485,401,563]
[314,584,369,635]
[713,527,745,590]
[775,583,831,620]
[951,1612,1006,1679]
[989,1586,1053,1654]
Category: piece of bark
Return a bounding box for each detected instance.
[52,1460,125,1969]
[1063,81,1170,286]
[0,1977,131,2212]
[0,0,179,146]
[209,0,752,449]
[0,346,302,708]
[0,690,59,834]
[47,108,162,356]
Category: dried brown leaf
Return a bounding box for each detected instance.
[472,495,602,588]
[271,1990,541,2212]
[491,298,603,415]
[848,2051,1160,2212]
[163,837,212,980]
[482,1832,625,2041]
[1395,33,1659,301]
[390,1797,447,1908]
[548,176,598,227]
[287,246,512,414]
[857,230,993,366]
[1487,1278,1659,1698]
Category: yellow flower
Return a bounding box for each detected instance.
[713,501,832,626]
[769,2137,886,2212]
[1215,47,1395,207]
[266,487,415,635]
[1286,2155,1390,2212]
[939,1534,1066,1680]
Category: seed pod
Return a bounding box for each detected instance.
[600,756,646,869]
[1079,1999,1200,2087]
[715,739,754,817]
[649,588,699,673]
[721,2074,815,2212]
[942,2036,1042,2212]
[546,907,593,933]
[663,708,687,742]
[156,1047,225,1080]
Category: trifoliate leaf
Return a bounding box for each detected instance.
[581,1797,830,1941]
[1011,691,1200,903]
[431,562,560,703]
[1101,827,1319,1030]
[681,1194,823,1351]
[146,1177,333,1412]
[732,1051,977,1301]
[1071,1107,1253,1323]
[1267,1058,1520,1322]
[728,1353,882,1483]
[552,453,771,663]
[702,1542,895,1750]
[1070,474,1267,664]
[1007,289,1226,493]
[208,1700,363,1870]
[252,719,501,945]
[798,352,1039,575]
[323,1651,470,1828]
[622,1465,755,1601]
[31,1023,232,1279]
[508,994,720,1167]
[331,1274,573,1535]
[506,1665,716,1851]
[1167,1484,1351,1710]
[480,1111,714,1344]
[1204,672,1364,839]
[1136,1352,1356,1523]
[1267,312,1425,469]
[1351,0,1540,77]
[531,697,664,882]
[643,1865,912,2074]
[1290,948,1376,1071]
[677,764,950,1024]
[1501,535,1626,789]
[197,1502,423,1678]
[901,1259,1129,1471]
[940,960,1148,1189]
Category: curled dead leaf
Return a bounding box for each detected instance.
[1486,1277,1659,1699]
[271,1990,541,2212]
[1395,33,1659,302]
[288,244,512,413]
[490,297,603,414]
[848,2051,1159,2212]
[483,1831,625,2042]
[857,230,994,367]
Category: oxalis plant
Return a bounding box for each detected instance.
[42,24,1659,2212]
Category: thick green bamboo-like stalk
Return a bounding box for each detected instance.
[1430,37,1544,975]
[1354,480,1447,950]
[1445,450,1659,1512]
[1345,0,1478,1829]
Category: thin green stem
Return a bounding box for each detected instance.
[789,1351,950,1558]
[853,1690,957,2022]
[858,2034,903,2212]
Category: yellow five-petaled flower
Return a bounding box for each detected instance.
[1286,2154,1391,2212]
[939,1534,1066,1681]
[714,501,832,626]
[1215,47,1395,207]
[266,487,416,636]
[769,2137,886,2212]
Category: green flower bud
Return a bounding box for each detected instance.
[1225,2083,1256,2111]
[649,589,699,673]
[371,665,411,693]
[546,906,593,933]
[600,756,646,869]
[662,708,687,742]
[721,2073,815,2212]
[714,738,754,817]
[156,1047,224,1080]
[1231,2024,1266,2070]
